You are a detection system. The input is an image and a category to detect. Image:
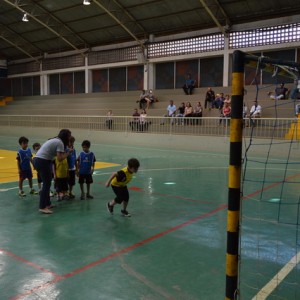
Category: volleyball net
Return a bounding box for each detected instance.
[226,50,300,300]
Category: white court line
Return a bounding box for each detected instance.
[1,166,299,190]
[252,251,300,299]
[0,167,224,191]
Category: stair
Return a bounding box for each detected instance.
[0,86,296,118]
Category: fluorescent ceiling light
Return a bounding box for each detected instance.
[83,0,91,5]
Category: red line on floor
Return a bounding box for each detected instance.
[9,203,227,300]
[63,203,228,279]
[10,172,300,299]
[242,173,300,200]
[0,249,61,278]
[9,277,62,300]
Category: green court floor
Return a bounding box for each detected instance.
[0,133,299,300]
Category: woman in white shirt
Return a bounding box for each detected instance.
[249,100,262,127]
[106,110,113,130]
[139,109,150,131]
[33,129,72,214]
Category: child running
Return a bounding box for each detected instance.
[17,136,38,197]
[77,140,96,200]
[106,158,140,217]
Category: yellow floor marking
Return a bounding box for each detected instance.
[94,162,120,169]
[0,149,120,184]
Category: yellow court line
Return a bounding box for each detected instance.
[0,149,120,184]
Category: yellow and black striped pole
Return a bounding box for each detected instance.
[226,50,244,300]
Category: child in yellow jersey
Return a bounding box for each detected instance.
[106,158,140,217]
[53,157,69,201]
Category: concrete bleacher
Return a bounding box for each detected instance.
[0,85,296,118]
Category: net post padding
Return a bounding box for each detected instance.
[226,50,245,300]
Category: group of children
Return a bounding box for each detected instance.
[17,135,140,217]
[17,136,96,201]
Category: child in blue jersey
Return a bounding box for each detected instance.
[77,140,96,200]
[106,158,140,217]
[67,136,77,199]
[17,136,38,197]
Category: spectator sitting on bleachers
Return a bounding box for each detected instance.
[295,102,300,116]
[193,101,203,125]
[147,89,158,107]
[243,102,248,118]
[267,83,289,100]
[106,110,113,130]
[161,100,177,125]
[291,79,300,100]
[193,101,203,115]
[129,108,140,131]
[224,94,231,105]
[243,102,249,127]
[249,100,262,127]
[219,102,231,126]
[291,79,300,115]
[204,87,215,109]
[213,93,225,110]
[139,109,151,131]
[184,101,194,117]
[176,102,185,125]
[184,101,194,125]
[137,90,149,109]
[182,74,196,95]
[138,89,157,110]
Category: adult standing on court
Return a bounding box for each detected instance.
[33,129,73,214]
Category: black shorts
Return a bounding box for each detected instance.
[68,170,76,186]
[55,178,68,193]
[78,174,93,184]
[112,185,129,204]
[19,169,33,180]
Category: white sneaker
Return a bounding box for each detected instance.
[39,208,53,214]
[19,191,26,197]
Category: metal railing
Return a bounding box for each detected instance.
[0,115,297,139]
